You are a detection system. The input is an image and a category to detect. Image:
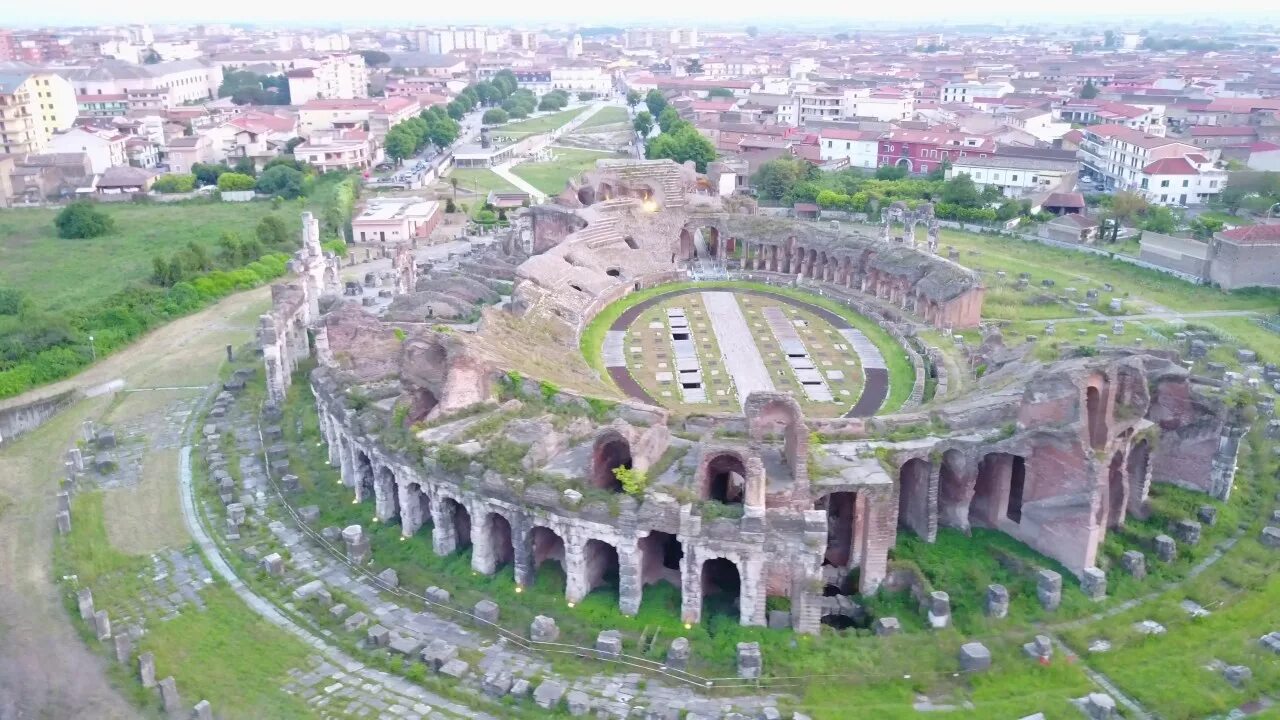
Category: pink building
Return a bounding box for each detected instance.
[877,128,997,175]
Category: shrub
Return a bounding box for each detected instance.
[255,215,290,246]
[255,165,305,199]
[482,108,509,124]
[152,173,196,193]
[321,238,348,257]
[216,172,256,192]
[54,201,114,239]
[613,466,648,496]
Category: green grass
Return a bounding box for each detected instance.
[580,280,915,414]
[510,148,617,196]
[54,491,314,719]
[0,200,304,314]
[445,169,520,198]
[495,107,587,137]
[577,106,629,129]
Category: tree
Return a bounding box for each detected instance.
[1104,30,1116,48]
[152,173,196,193]
[1189,216,1225,239]
[746,25,759,38]
[384,127,416,162]
[752,157,810,202]
[1109,191,1149,225]
[940,173,981,207]
[875,165,908,181]
[256,215,290,246]
[645,124,716,172]
[255,165,305,199]
[232,157,256,177]
[657,107,681,133]
[1080,80,1099,99]
[645,89,668,117]
[1141,205,1180,234]
[444,198,457,214]
[625,89,641,107]
[55,201,114,239]
[632,111,654,137]
[446,101,464,120]
[191,162,229,187]
[707,87,734,98]
[482,108,509,125]
[358,50,391,67]
[685,58,703,75]
[216,172,256,192]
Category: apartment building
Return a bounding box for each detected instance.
[64,59,218,108]
[946,155,1077,198]
[0,70,75,153]
[941,81,1013,104]
[1078,124,1225,205]
[1056,100,1166,136]
[550,64,611,95]
[48,126,127,173]
[0,72,37,154]
[286,54,369,104]
[791,87,859,126]
[877,128,998,175]
[817,128,880,169]
[294,129,373,172]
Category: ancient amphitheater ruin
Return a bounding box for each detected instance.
[259,158,1242,638]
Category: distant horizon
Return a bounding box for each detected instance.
[4,3,1280,32]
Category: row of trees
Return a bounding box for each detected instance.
[624,88,717,172]
[385,105,461,163]
[217,69,291,106]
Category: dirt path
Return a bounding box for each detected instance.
[0,288,270,719]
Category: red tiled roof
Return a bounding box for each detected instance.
[1218,224,1280,245]
[819,127,880,141]
[1142,157,1199,175]
[1044,192,1086,209]
[1189,125,1256,137]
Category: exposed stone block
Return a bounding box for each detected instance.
[1081,567,1107,600]
[958,642,992,672]
[343,612,368,631]
[139,652,156,688]
[1121,551,1146,579]
[985,584,1009,618]
[425,586,450,604]
[94,610,111,641]
[483,670,513,698]
[666,637,689,670]
[530,615,559,642]
[1155,534,1177,562]
[1261,526,1280,549]
[1174,519,1202,546]
[1036,570,1062,611]
[1082,692,1116,719]
[872,617,900,636]
[367,624,390,647]
[474,599,499,623]
[159,676,180,712]
[596,629,622,659]
[533,679,567,709]
[376,568,399,588]
[439,658,470,678]
[1023,634,1052,661]
[193,700,213,720]
[1224,665,1252,687]
[566,689,591,716]
[261,553,284,576]
[736,642,762,679]
[421,639,458,670]
[1197,505,1218,526]
[927,591,951,629]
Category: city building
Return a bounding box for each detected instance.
[286,54,369,104]
[63,59,219,108]
[878,129,997,175]
[946,154,1078,198]
[0,72,38,155]
[941,81,1013,104]
[1207,225,1280,289]
[1077,125,1226,204]
[47,127,127,173]
[351,198,442,243]
[817,128,880,169]
[293,129,373,172]
[0,70,76,154]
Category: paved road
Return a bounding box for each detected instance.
[702,291,776,409]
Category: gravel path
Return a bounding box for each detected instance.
[701,291,775,409]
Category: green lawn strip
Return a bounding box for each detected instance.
[0,200,304,314]
[510,148,617,196]
[495,108,586,137]
[935,228,1280,313]
[581,280,914,414]
[54,492,314,719]
[576,106,629,129]
[445,168,520,198]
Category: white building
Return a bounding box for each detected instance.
[64,59,218,108]
[849,93,914,122]
[550,64,610,95]
[1078,124,1226,204]
[567,34,583,59]
[287,54,369,104]
[48,127,127,173]
[817,128,880,169]
[946,155,1077,198]
[941,81,1013,105]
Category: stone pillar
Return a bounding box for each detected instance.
[738,555,767,627]
[680,546,702,625]
[1036,569,1062,611]
[430,498,458,556]
[324,415,340,466]
[337,435,356,489]
[985,584,1009,618]
[512,520,535,587]
[858,489,897,594]
[77,589,95,621]
[1081,567,1107,600]
[68,447,84,471]
[373,467,398,522]
[159,676,181,712]
[563,536,589,604]
[398,482,425,538]
[616,541,643,617]
[470,504,497,576]
[113,632,131,663]
[139,652,156,688]
[94,610,111,641]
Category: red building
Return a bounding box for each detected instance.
[877,128,997,175]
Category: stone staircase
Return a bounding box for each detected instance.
[596,160,688,209]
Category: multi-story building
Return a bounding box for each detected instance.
[48,127,128,173]
[0,72,37,154]
[877,128,998,175]
[286,54,369,104]
[64,59,219,108]
[293,129,373,172]
[817,128,881,169]
[941,81,1013,104]
[0,70,75,152]
[351,198,442,243]
[792,87,858,126]
[297,97,417,139]
[549,64,610,95]
[1055,100,1165,136]
[1077,124,1225,205]
[849,92,914,122]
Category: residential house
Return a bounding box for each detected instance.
[817,127,880,169]
[6,152,93,202]
[1207,225,1280,289]
[95,165,155,195]
[351,197,441,243]
[946,154,1077,198]
[294,129,373,172]
[47,127,126,173]
[1077,124,1226,204]
[1187,125,1257,149]
[165,134,213,174]
[877,128,997,175]
[286,53,369,104]
[1056,100,1166,136]
[941,81,1013,104]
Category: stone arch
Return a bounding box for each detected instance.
[805,247,818,278]
[530,525,565,571]
[1085,376,1110,450]
[699,451,749,504]
[897,457,932,538]
[483,511,515,569]
[577,185,596,206]
[1105,450,1127,529]
[374,464,400,522]
[591,431,631,493]
[678,227,696,261]
[638,530,682,588]
[815,491,857,568]
[745,393,805,465]
[701,557,742,623]
[1126,438,1151,518]
[354,449,375,503]
[401,481,431,537]
[970,452,1021,529]
[443,497,471,551]
[583,539,620,595]
[937,449,972,530]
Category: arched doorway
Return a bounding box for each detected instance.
[638,531,682,589]
[591,434,631,493]
[703,453,747,504]
[937,449,969,530]
[355,450,374,503]
[1086,385,1107,449]
[374,465,400,522]
[701,557,741,623]
[1105,451,1126,528]
[484,512,514,569]
[816,491,856,568]
[531,526,565,572]
[583,539,620,595]
[897,458,931,537]
[443,497,471,551]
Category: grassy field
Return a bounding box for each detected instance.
[577,106,629,129]
[495,107,586,137]
[444,168,520,197]
[510,147,617,195]
[0,200,304,314]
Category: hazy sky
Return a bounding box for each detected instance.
[7,0,1280,27]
